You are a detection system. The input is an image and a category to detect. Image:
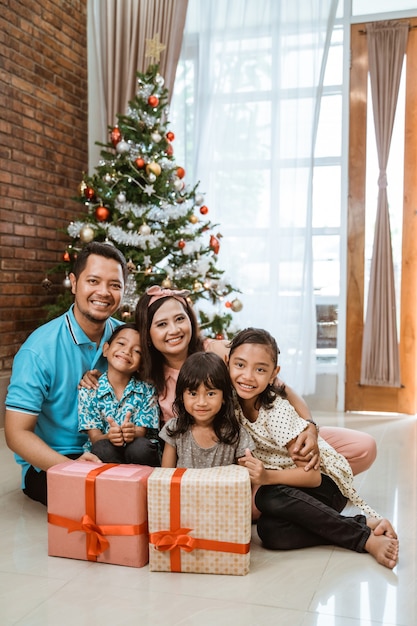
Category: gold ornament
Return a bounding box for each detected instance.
[126,259,136,272]
[146,162,161,177]
[80,224,95,243]
[145,34,166,62]
[189,214,198,224]
[231,298,243,312]
[193,281,203,291]
[78,180,87,196]
[161,277,172,288]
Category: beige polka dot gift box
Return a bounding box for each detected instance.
[148,465,252,575]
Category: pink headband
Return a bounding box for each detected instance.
[146,285,190,307]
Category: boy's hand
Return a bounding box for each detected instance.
[121,411,135,444]
[107,416,125,446]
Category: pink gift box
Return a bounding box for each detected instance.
[148,466,252,575]
[47,461,153,568]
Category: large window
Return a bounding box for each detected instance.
[171,5,342,381]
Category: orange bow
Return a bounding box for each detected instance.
[150,528,195,552]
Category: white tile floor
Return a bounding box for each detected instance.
[0,412,415,626]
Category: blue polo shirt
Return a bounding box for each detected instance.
[5,305,121,487]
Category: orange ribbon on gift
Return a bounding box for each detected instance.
[48,464,148,561]
[149,467,250,572]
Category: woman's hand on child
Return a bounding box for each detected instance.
[291,427,320,470]
[78,369,101,390]
[238,449,268,485]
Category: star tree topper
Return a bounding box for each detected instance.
[145,33,166,62]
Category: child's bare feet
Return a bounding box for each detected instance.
[367,517,398,539]
[364,532,399,569]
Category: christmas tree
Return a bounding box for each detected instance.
[48,61,242,339]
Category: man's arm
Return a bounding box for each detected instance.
[5,409,70,471]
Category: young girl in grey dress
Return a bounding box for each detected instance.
[160,352,255,468]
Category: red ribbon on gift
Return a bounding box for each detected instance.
[48,464,148,561]
[149,467,250,572]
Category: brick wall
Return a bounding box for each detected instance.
[0,0,88,372]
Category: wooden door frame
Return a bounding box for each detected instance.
[345,20,417,414]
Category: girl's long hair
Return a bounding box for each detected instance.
[168,352,240,445]
[135,292,204,394]
[228,327,286,409]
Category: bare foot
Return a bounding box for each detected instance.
[365,532,399,569]
[367,517,398,539]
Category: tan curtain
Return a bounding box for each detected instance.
[88,0,188,168]
[360,21,409,387]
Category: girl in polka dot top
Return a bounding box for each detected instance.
[228,327,399,570]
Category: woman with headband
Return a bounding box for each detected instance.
[132,286,377,479]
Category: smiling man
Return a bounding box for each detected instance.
[4,242,127,505]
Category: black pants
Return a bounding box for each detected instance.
[23,453,81,506]
[90,437,161,466]
[255,474,371,553]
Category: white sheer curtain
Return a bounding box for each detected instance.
[171,0,337,393]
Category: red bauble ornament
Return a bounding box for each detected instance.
[200,205,209,215]
[95,206,110,222]
[63,251,71,262]
[210,235,220,254]
[148,95,159,107]
[177,166,186,179]
[166,131,175,141]
[84,186,95,200]
[111,126,122,147]
[225,301,232,308]
[135,157,145,169]
[215,333,224,340]
[165,144,174,156]
[178,239,186,249]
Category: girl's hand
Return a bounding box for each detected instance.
[238,449,268,485]
[121,411,135,444]
[78,369,101,390]
[107,416,124,446]
[290,427,320,470]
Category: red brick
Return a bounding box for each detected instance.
[0,0,87,355]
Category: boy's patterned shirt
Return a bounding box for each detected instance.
[78,372,159,450]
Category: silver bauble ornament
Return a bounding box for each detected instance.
[117,192,126,203]
[63,273,71,289]
[116,140,130,154]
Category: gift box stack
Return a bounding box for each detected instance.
[147,465,252,575]
[47,461,153,568]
